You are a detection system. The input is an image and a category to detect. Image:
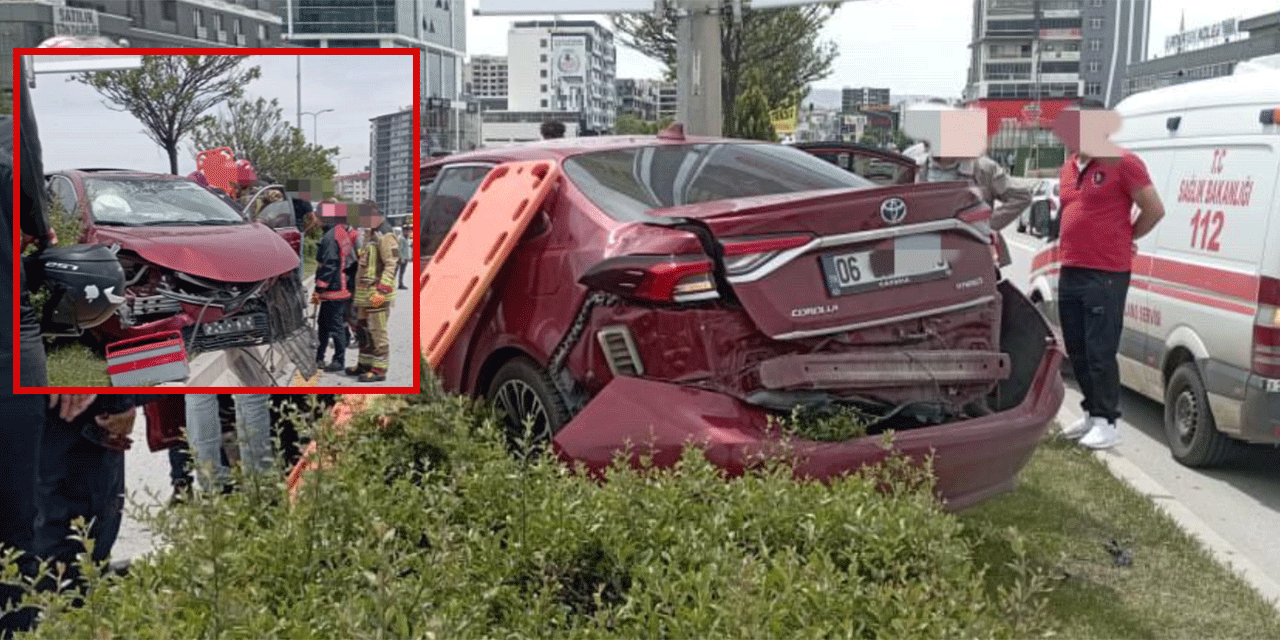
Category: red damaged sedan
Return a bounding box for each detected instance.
[45,169,301,352]
[420,131,1064,511]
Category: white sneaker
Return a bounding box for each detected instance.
[1079,420,1121,450]
[1059,415,1094,439]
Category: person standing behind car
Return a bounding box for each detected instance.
[313,204,357,372]
[906,100,1031,270]
[394,226,409,290]
[347,206,399,383]
[1053,98,1165,450]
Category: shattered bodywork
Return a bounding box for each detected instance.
[48,170,309,363]
[421,135,1064,510]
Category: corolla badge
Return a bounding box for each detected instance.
[791,304,839,318]
[880,198,907,225]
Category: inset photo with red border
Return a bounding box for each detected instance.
[10,48,420,394]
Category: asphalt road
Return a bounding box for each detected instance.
[1005,229,1280,593]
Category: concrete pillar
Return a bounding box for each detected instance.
[676,0,723,137]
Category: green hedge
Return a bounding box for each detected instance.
[9,375,1052,639]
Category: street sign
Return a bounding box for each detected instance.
[474,0,653,14]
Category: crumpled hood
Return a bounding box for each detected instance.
[94,223,298,283]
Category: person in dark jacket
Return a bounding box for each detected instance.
[1,56,155,638]
[313,202,357,372]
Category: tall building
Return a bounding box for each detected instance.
[964,0,1150,109]
[369,108,414,219]
[841,87,891,112]
[334,171,371,203]
[615,78,663,121]
[506,20,617,135]
[282,0,478,152]
[0,0,283,103]
[466,54,508,97]
[657,82,678,120]
[1124,11,1280,98]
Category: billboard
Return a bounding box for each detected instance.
[551,36,587,86]
[1165,18,1239,53]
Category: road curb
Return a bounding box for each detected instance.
[1053,400,1280,613]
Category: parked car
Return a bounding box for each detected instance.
[45,169,302,352]
[419,131,1065,511]
[1021,63,1280,467]
[1017,178,1059,234]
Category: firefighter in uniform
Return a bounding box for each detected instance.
[345,206,400,383]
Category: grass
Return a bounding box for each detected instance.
[44,340,111,387]
[962,435,1280,640]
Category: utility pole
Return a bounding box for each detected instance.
[288,0,300,130]
[675,0,725,137]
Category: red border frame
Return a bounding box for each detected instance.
[12,47,421,394]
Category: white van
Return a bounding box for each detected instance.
[1020,60,1280,467]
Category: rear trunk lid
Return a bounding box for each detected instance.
[646,182,1000,342]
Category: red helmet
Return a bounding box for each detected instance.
[235,159,258,186]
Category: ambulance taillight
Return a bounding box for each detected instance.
[1253,275,1280,379]
[1260,108,1280,125]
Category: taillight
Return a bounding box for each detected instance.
[1252,276,1280,379]
[719,234,813,277]
[579,255,719,304]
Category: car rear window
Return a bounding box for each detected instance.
[86,177,245,226]
[563,142,875,222]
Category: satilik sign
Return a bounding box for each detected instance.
[52,5,100,38]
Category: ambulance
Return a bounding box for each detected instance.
[1023,56,1280,467]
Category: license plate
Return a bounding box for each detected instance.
[201,314,263,336]
[820,234,949,296]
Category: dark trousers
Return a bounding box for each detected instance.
[1,288,50,636]
[396,260,408,288]
[0,396,44,636]
[1058,266,1131,423]
[32,416,126,569]
[316,298,351,365]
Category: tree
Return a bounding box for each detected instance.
[859,126,910,150]
[190,96,339,186]
[733,72,777,142]
[74,55,261,174]
[614,113,656,135]
[613,4,839,134]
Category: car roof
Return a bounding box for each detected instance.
[420,134,762,170]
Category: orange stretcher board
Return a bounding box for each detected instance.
[419,160,560,369]
[196,147,237,196]
[287,160,559,504]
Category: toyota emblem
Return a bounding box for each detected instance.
[880,198,907,225]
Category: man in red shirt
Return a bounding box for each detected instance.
[1054,98,1166,449]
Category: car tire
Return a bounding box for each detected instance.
[1163,362,1235,467]
[487,356,572,447]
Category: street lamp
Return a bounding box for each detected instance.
[301,108,334,142]
[336,155,352,175]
